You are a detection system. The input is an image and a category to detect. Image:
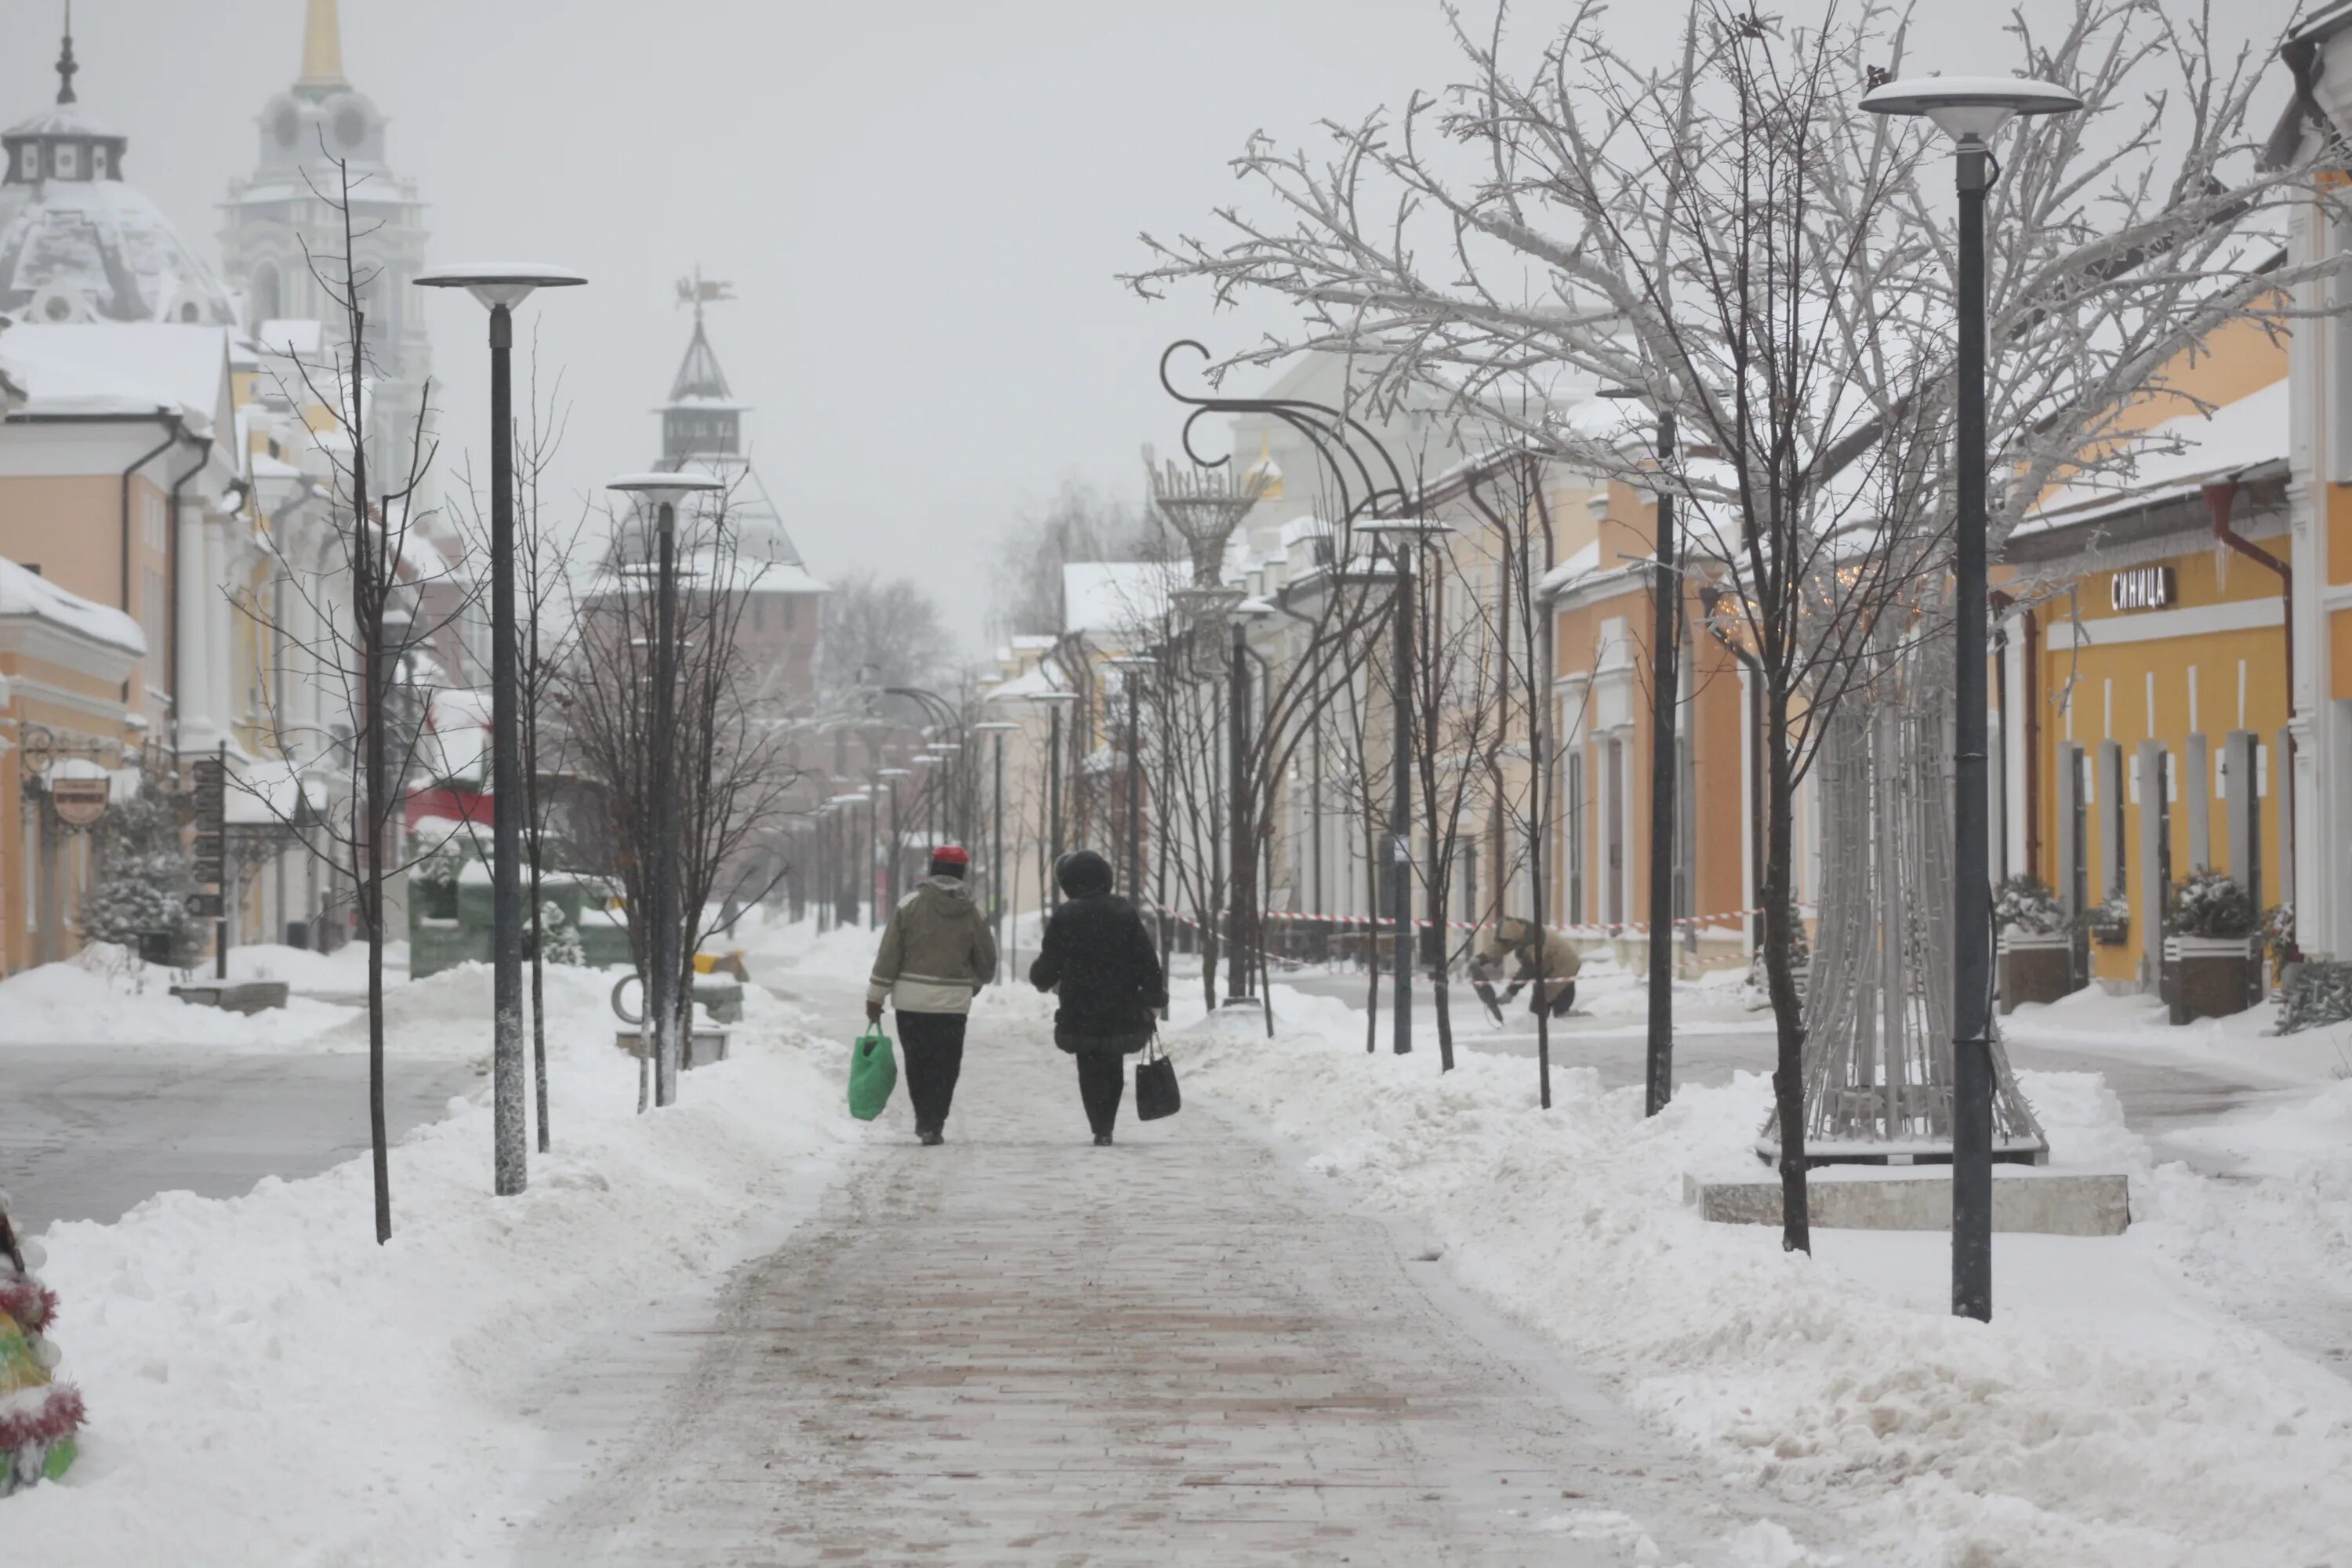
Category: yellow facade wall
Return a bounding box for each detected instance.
[2033,543,2292,984]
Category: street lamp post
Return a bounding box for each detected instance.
[1862,75,2082,1323]
[1602,387,1682,1117]
[877,767,913,913]
[1174,586,1255,1005]
[1110,658,1158,911]
[1027,688,1079,871]
[416,264,585,1189]
[1357,518,1452,1055]
[605,472,727,1110]
[974,720,1018,979]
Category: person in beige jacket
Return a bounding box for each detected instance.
[1468,916,1581,1025]
[866,845,998,1144]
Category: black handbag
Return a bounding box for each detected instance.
[1134,1036,1181,1121]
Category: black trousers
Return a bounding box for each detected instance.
[1074,1051,1124,1137]
[896,1011,968,1132]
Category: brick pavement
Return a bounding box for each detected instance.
[508,995,1828,1566]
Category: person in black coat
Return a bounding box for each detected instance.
[1029,849,1166,1145]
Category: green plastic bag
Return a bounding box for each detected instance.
[847,1024,897,1121]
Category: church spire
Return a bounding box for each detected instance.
[297,0,348,93]
[56,2,79,105]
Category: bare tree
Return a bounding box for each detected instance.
[558,494,801,1109]
[234,151,455,1243]
[993,477,1156,641]
[1135,0,2342,1250]
[817,571,953,698]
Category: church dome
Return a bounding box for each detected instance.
[0,27,239,328]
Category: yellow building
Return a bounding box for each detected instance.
[2002,319,2294,990]
[0,556,147,972]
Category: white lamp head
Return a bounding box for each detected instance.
[973,720,1018,733]
[414,263,587,310]
[607,470,728,524]
[1860,76,2083,145]
[1354,516,1454,544]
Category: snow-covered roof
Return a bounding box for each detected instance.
[1010,633,1058,651]
[1535,539,1606,597]
[421,687,491,785]
[0,169,239,329]
[0,554,144,654]
[2019,376,2288,539]
[984,662,1077,703]
[253,318,324,357]
[227,758,325,826]
[1062,561,1174,637]
[0,321,232,434]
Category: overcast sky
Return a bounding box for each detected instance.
[8,0,2301,651]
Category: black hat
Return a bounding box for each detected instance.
[1055,848,1113,898]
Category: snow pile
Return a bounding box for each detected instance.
[1,962,859,1565]
[1181,994,2352,1567]
[225,941,405,992]
[2007,985,2352,1088]
[0,949,350,1047]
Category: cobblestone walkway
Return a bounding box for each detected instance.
[508,1000,1825,1566]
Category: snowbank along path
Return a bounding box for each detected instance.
[506,967,1842,1566]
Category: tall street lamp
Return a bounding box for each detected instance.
[416,263,585,1189]
[1110,657,1160,913]
[1601,386,1682,1117]
[974,720,1018,978]
[1027,687,1080,870]
[1356,517,1453,1055]
[605,470,727,1109]
[1174,585,1257,1005]
[877,766,913,913]
[1862,74,2082,1324]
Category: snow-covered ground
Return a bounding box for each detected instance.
[2005,981,2352,1087]
[1175,983,2352,1567]
[2,960,858,1566]
[0,944,358,1047]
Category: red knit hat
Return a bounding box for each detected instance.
[931,845,970,867]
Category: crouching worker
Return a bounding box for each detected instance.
[867,845,997,1145]
[1029,849,1167,1146]
[1468,916,1582,1025]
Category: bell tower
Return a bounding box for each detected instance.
[220,1,430,471]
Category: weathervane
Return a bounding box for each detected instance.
[675,265,735,324]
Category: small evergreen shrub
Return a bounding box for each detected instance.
[2165,868,2256,941]
[1994,875,2066,936]
[77,778,205,969]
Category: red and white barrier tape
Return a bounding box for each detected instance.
[1160,906,1764,939]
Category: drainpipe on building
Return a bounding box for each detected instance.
[2202,478,2296,853]
[117,411,183,701]
[165,436,218,756]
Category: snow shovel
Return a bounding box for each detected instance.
[847,1024,898,1121]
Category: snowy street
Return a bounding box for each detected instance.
[0,1042,475,1231]
[7,2,2352,1560]
[495,964,1837,1566]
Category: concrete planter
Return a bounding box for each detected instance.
[2165,934,2256,1024]
[1998,931,2077,1013]
[170,981,290,1014]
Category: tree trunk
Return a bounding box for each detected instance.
[528,858,549,1153]
[1762,686,1811,1254]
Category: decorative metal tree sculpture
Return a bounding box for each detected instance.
[1761,634,2046,1164]
[1149,459,1267,590]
